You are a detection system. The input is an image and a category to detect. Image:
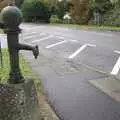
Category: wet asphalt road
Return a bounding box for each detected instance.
[20,23,120,75]
[1,23,120,120]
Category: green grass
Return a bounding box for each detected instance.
[0,49,41,90]
[49,24,120,31]
[0,29,3,33]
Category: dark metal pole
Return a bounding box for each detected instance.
[0,4,39,84]
[6,29,24,84]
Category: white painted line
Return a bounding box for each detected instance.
[69,44,96,59]
[69,39,78,42]
[57,36,64,39]
[32,35,54,43]
[46,40,66,49]
[23,35,34,40]
[24,33,47,40]
[23,32,36,36]
[111,57,120,75]
[38,33,47,36]
[20,32,37,37]
[87,44,96,47]
[69,44,87,59]
[114,50,120,54]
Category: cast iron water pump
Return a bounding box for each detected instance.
[0,4,39,84]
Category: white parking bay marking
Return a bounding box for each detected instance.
[69,39,78,42]
[32,35,54,43]
[22,32,37,36]
[46,40,67,49]
[24,33,46,40]
[111,57,120,75]
[114,50,120,54]
[57,36,64,39]
[69,44,96,59]
[111,50,120,75]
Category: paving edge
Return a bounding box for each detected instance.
[37,91,61,120]
[20,52,60,120]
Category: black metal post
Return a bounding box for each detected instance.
[6,28,24,84]
[0,4,39,84]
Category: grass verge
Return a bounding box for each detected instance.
[0,49,41,91]
[0,29,3,34]
[49,24,120,31]
[0,49,60,120]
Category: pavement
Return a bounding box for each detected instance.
[1,23,120,120]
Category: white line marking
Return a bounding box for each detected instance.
[32,35,54,43]
[24,33,46,40]
[69,44,96,59]
[69,44,87,59]
[57,36,64,39]
[20,32,37,37]
[69,39,78,42]
[46,40,67,49]
[22,32,36,36]
[111,57,120,75]
[87,44,96,47]
[23,35,34,40]
[114,50,120,54]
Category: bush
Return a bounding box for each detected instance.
[15,0,24,8]
[22,0,51,23]
[89,0,112,13]
[102,7,120,26]
[49,15,62,24]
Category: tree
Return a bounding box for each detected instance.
[49,0,57,7]
[70,0,90,24]
[14,0,24,8]
[55,0,71,19]
[0,0,10,11]
[89,0,112,13]
[109,0,118,4]
[22,0,51,23]
[0,0,24,10]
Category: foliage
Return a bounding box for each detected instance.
[0,49,41,90]
[50,6,58,15]
[89,0,112,13]
[70,0,114,25]
[49,15,62,23]
[0,0,24,10]
[15,0,24,8]
[22,0,51,23]
[51,0,71,19]
[102,4,120,26]
[70,0,90,24]
[0,0,10,11]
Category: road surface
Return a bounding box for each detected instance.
[1,23,120,120]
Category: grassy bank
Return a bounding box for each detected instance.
[0,49,41,90]
[49,24,120,31]
[0,49,60,120]
[0,29,3,34]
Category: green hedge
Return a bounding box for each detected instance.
[103,7,120,26]
[22,0,50,23]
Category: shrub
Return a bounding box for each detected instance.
[22,0,50,23]
[15,0,24,8]
[49,15,62,23]
[102,7,120,26]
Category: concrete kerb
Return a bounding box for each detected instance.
[88,76,120,103]
[37,92,61,120]
[21,52,61,120]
